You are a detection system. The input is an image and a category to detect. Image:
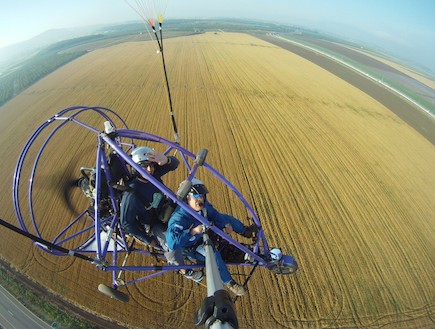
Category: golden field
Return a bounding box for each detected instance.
[0,32,434,328]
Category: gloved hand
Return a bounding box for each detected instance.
[241,224,258,238]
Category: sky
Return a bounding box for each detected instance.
[1,0,435,73]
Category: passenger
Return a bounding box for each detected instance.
[120,147,204,281]
[166,178,257,296]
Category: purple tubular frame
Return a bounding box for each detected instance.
[13,106,297,289]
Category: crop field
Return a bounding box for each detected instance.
[0,32,434,329]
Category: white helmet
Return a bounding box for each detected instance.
[131,146,153,164]
[269,248,282,261]
[190,178,209,195]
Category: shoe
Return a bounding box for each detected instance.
[244,253,255,263]
[241,224,258,238]
[183,269,204,283]
[226,280,247,296]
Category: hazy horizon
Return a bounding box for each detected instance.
[1,0,434,74]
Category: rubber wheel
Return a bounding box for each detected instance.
[269,263,298,275]
[196,148,208,166]
[98,284,130,302]
[177,180,192,200]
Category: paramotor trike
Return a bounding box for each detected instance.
[13,105,298,302]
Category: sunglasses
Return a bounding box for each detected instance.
[140,161,156,168]
[188,193,204,199]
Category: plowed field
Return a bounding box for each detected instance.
[0,32,433,329]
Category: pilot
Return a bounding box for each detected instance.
[120,146,203,282]
[166,178,257,296]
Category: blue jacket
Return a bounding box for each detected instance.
[166,201,245,250]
